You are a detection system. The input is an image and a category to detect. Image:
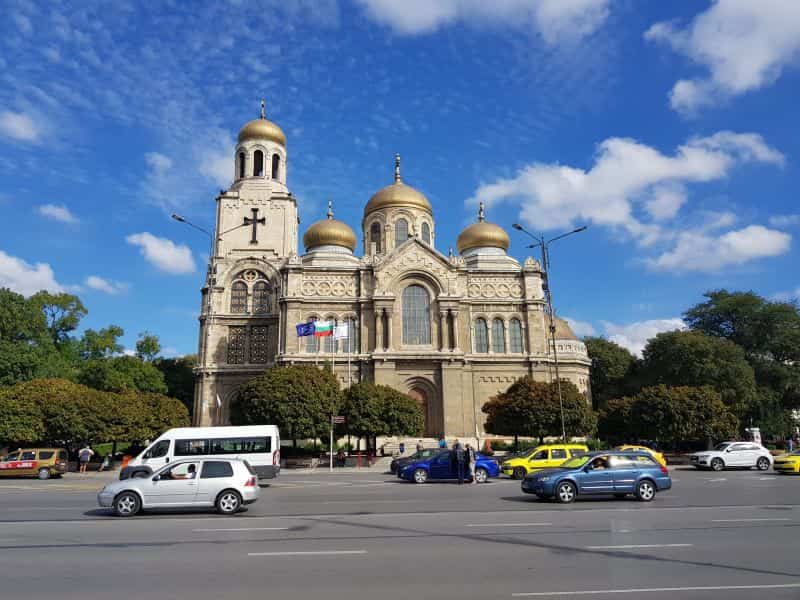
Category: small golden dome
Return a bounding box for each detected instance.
[237,100,286,146]
[456,202,510,254]
[303,202,357,252]
[364,154,432,216]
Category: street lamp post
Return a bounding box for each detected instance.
[512,223,587,442]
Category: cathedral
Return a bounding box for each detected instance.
[193,105,591,437]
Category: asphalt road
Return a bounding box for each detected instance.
[0,466,798,599]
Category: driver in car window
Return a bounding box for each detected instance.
[590,456,609,470]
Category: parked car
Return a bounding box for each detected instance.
[397,450,500,483]
[521,451,672,503]
[616,445,667,467]
[0,448,68,480]
[500,444,589,479]
[772,450,800,474]
[390,448,439,474]
[689,442,772,471]
[98,458,259,517]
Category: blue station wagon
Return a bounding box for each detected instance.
[521,451,672,503]
[398,450,500,484]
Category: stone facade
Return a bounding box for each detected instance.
[193,110,591,436]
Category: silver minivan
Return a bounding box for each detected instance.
[98,458,259,517]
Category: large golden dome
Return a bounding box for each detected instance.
[364,154,432,216]
[237,100,286,146]
[456,203,510,254]
[303,202,357,252]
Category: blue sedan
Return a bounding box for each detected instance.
[398,450,500,483]
[521,451,672,503]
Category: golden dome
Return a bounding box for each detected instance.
[303,202,357,252]
[237,100,286,146]
[456,203,510,254]
[364,154,432,216]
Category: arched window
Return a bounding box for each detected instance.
[492,318,505,353]
[306,317,318,353]
[473,318,488,353]
[370,222,382,253]
[509,318,524,353]
[395,218,408,248]
[238,152,245,179]
[230,281,247,313]
[271,154,280,179]
[402,285,431,345]
[421,222,431,245]
[253,150,264,176]
[252,281,270,314]
[324,318,336,353]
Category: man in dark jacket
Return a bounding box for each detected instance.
[453,439,466,484]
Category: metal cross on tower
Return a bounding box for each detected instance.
[243,208,266,244]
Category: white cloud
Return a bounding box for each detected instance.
[601,318,686,357]
[85,275,128,295]
[37,203,79,224]
[125,232,195,274]
[645,1,800,114]
[563,316,596,338]
[145,152,173,173]
[0,110,40,142]
[356,0,610,44]
[644,184,687,221]
[646,225,791,273]
[769,214,800,227]
[772,288,800,302]
[0,250,64,296]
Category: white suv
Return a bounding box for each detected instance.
[690,442,773,472]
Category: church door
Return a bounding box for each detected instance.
[408,388,432,437]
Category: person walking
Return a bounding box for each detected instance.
[466,443,477,484]
[453,439,466,484]
[78,445,94,474]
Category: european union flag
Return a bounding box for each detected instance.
[296,322,315,337]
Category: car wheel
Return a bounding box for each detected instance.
[756,457,770,471]
[475,468,489,484]
[216,490,242,515]
[413,468,428,484]
[113,492,141,517]
[37,468,50,480]
[513,467,527,480]
[710,458,725,472]
[635,480,656,502]
[555,481,576,504]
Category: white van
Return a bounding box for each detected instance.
[120,425,280,481]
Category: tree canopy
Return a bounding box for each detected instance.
[584,337,635,408]
[338,382,423,440]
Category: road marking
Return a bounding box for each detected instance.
[193,527,289,532]
[585,543,693,550]
[323,499,409,504]
[708,478,727,482]
[466,523,552,527]
[511,582,800,597]
[247,550,367,557]
[711,518,790,523]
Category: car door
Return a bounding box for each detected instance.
[19,450,38,477]
[196,461,235,505]
[725,444,748,466]
[528,449,549,472]
[744,444,763,467]
[140,440,171,473]
[144,462,200,506]
[577,455,615,494]
[610,456,637,493]
[429,452,453,479]
[0,452,21,477]
[549,448,568,468]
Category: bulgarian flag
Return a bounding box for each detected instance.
[314,321,334,337]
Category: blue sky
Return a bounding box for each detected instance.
[1,0,799,357]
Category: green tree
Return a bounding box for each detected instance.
[584,337,636,408]
[78,355,168,394]
[232,365,341,445]
[482,377,596,444]
[338,382,386,442]
[0,394,45,444]
[597,396,635,443]
[154,355,197,414]
[0,288,57,385]
[378,385,424,438]
[135,331,161,362]
[638,330,757,419]
[80,325,124,359]
[29,291,87,346]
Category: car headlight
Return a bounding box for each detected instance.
[539,476,550,482]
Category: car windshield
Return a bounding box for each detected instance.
[560,455,590,469]
[713,443,732,451]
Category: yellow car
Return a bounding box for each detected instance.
[500,444,589,479]
[773,451,800,474]
[0,448,68,480]
[617,445,667,467]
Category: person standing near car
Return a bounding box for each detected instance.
[416,440,424,453]
[466,443,477,484]
[78,445,94,474]
[453,439,466,484]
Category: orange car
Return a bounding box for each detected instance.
[0,448,68,479]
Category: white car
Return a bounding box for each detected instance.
[98,458,259,517]
[690,442,773,472]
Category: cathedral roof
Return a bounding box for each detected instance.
[303,202,357,252]
[238,100,286,146]
[456,203,510,254]
[553,317,580,341]
[364,154,432,217]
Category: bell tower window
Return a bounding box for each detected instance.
[238,152,245,179]
[395,218,408,249]
[421,222,431,245]
[253,150,264,176]
[370,222,382,253]
[271,154,280,179]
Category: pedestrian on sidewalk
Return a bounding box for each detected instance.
[78,445,94,474]
[416,440,424,453]
[439,437,447,449]
[453,439,465,484]
[466,443,477,484]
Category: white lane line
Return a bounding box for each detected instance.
[512,582,800,597]
[708,478,727,482]
[323,500,409,504]
[466,523,552,527]
[586,543,693,550]
[193,527,289,532]
[247,550,367,557]
[712,518,790,523]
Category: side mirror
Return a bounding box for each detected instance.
[152,474,161,482]
[725,448,732,453]
[583,464,593,472]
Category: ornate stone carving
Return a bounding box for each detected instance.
[375,245,452,295]
[524,257,541,270]
[467,277,524,299]
[300,275,356,297]
[478,375,520,384]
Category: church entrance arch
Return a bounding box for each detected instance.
[405,377,439,437]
